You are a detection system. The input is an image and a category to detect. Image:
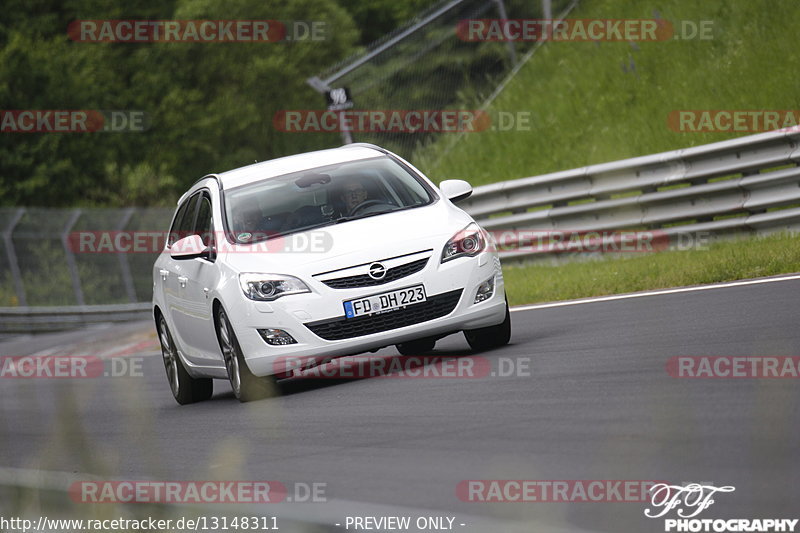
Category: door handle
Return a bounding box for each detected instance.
[159,269,169,281]
[177,276,188,288]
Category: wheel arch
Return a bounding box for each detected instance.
[153,305,163,324]
[211,299,224,338]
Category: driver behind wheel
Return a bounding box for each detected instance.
[340,178,369,215]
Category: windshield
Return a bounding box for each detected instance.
[223,156,435,243]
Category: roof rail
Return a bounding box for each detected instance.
[342,142,388,154]
[177,174,221,204]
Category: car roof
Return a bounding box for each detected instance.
[216,144,385,191]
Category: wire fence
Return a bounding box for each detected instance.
[307,0,577,159]
[2,2,585,309]
[0,207,174,307]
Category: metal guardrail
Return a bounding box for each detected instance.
[3,130,799,331]
[0,303,152,334]
[460,128,800,261]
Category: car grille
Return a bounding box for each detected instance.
[320,257,429,289]
[304,289,463,341]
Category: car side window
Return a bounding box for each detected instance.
[181,194,201,230]
[168,192,201,246]
[168,199,190,246]
[195,195,214,248]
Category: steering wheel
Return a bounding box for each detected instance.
[348,199,388,216]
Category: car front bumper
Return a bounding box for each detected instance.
[224,250,507,377]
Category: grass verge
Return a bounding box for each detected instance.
[502,232,800,306]
[415,0,800,186]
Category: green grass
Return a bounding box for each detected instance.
[502,232,800,306]
[414,0,800,185]
[421,0,800,303]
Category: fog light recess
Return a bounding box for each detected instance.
[257,328,297,346]
[474,276,495,303]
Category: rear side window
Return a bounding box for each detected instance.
[168,201,189,246]
[168,193,201,246]
[195,195,214,248]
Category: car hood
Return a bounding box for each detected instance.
[221,202,473,275]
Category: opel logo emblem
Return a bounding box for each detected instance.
[368,262,387,280]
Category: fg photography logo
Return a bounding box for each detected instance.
[644,483,798,532]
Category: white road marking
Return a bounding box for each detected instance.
[511,273,800,312]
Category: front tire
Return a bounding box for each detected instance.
[157,315,213,405]
[216,307,277,402]
[463,299,511,351]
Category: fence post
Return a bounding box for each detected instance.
[3,208,27,307]
[542,0,552,20]
[494,0,517,66]
[62,209,85,306]
[117,208,138,303]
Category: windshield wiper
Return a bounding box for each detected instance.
[335,209,394,224]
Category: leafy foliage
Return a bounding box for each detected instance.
[0,0,358,206]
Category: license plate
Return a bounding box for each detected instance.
[343,285,427,318]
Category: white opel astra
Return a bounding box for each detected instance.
[152,144,510,404]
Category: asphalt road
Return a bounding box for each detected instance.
[1,277,799,532]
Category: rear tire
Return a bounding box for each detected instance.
[216,307,278,402]
[396,337,436,355]
[157,315,213,405]
[463,299,511,352]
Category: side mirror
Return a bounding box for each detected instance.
[170,234,212,260]
[439,179,473,203]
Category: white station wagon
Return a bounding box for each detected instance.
[153,144,510,404]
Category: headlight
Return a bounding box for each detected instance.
[441,223,487,263]
[239,273,310,301]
